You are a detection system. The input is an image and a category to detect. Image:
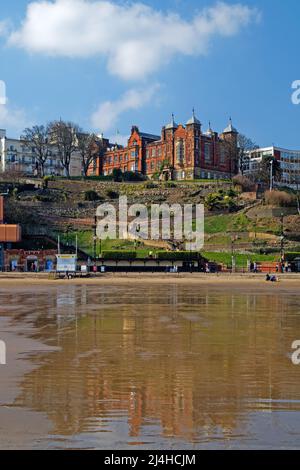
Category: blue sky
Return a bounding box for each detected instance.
[0,0,299,149]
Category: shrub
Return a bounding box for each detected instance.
[36,194,53,202]
[112,168,123,182]
[232,175,255,192]
[163,181,177,188]
[101,251,137,260]
[106,190,119,199]
[144,181,158,189]
[85,175,113,181]
[123,171,145,182]
[205,190,238,211]
[43,175,54,189]
[227,187,238,198]
[265,190,296,207]
[84,190,100,201]
[285,252,300,261]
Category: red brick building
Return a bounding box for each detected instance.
[4,249,57,272]
[94,113,239,181]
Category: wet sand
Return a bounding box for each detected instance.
[0,317,57,449]
[1,278,300,449]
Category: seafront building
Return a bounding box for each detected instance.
[0,129,82,177]
[93,113,239,181]
[2,113,239,181]
[0,195,21,270]
[243,146,300,189]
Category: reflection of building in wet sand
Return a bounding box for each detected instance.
[9,285,300,444]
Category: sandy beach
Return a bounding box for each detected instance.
[0,272,300,293]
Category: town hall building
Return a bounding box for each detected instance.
[94,112,239,181]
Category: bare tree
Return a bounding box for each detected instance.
[77,132,100,177]
[238,134,259,175]
[222,139,239,179]
[255,156,282,186]
[292,176,300,215]
[21,125,51,177]
[49,121,79,178]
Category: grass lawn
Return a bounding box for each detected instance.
[59,230,159,258]
[204,212,282,236]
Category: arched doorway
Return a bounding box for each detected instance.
[10,258,19,272]
[26,256,38,272]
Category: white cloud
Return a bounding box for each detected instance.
[8,0,260,81]
[0,103,31,135]
[0,20,10,37]
[108,134,130,147]
[91,84,160,132]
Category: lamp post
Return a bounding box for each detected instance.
[231,235,238,273]
[93,236,97,262]
[270,159,274,192]
[280,212,285,261]
[93,208,97,270]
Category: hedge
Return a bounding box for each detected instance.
[156,251,202,261]
[101,251,137,260]
[285,252,300,261]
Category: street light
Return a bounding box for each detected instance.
[280,212,285,261]
[93,205,97,264]
[231,235,238,273]
[270,159,274,192]
[93,235,97,262]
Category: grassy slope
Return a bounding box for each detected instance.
[59,231,158,258]
[204,212,281,236]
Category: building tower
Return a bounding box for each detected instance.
[164,114,178,179]
[186,109,202,178]
[0,129,6,173]
[221,118,239,176]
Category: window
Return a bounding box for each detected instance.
[220,146,226,164]
[176,139,185,164]
[204,143,212,163]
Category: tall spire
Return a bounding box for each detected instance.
[206,121,213,136]
[223,117,238,134]
[166,113,178,130]
[186,108,201,126]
